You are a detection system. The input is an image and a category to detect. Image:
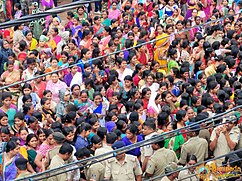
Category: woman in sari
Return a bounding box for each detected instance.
[185,0,197,19]
[108,1,121,20]
[154,24,170,74]
[0,92,17,127]
[0,141,21,180]
[71,17,82,47]
[26,134,45,172]
[25,31,38,51]
[0,60,21,97]
[79,29,92,50]
[75,90,93,118]
[0,40,13,75]
[90,92,108,127]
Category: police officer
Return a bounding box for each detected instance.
[145,135,178,181]
[104,141,142,181]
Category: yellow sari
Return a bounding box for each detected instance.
[154,33,170,75]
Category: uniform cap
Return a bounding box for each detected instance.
[112,141,125,150]
[164,162,183,173]
[52,132,65,142]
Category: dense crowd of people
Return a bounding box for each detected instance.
[0,0,242,180]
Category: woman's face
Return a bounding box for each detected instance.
[15,118,24,127]
[94,95,102,106]
[78,8,84,15]
[47,134,55,145]
[51,74,59,83]
[38,133,46,143]
[72,86,80,96]
[45,92,52,100]
[51,59,58,67]
[80,92,88,102]
[66,132,74,142]
[120,61,127,69]
[155,95,162,105]
[213,84,220,94]
[124,80,132,88]
[176,23,183,30]
[63,46,70,53]
[26,32,33,41]
[157,26,163,34]
[195,82,202,91]
[112,96,119,104]
[12,145,20,156]
[225,23,232,31]
[23,88,31,95]
[167,27,174,34]
[198,39,204,47]
[144,91,151,100]
[134,90,141,99]
[61,54,68,63]
[147,76,154,85]
[28,136,38,148]
[92,121,100,131]
[53,19,59,26]
[126,129,135,140]
[112,3,117,10]
[43,100,51,110]
[1,132,10,142]
[160,86,168,93]
[3,97,11,107]
[0,116,8,126]
[165,93,173,103]
[93,142,102,149]
[187,108,195,119]
[167,123,173,131]
[20,130,28,141]
[3,41,9,49]
[187,159,197,173]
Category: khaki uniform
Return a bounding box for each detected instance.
[104,154,142,181]
[16,171,32,179]
[85,160,105,181]
[46,145,73,168]
[236,132,242,150]
[47,154,67,181]
[160,176,171,181]
[178,168,198,181]
[179,136,208,165]
[95,145,113,167]
[210,126,240,165]
[141,132,158,163]
[199,129,210,143]
[146,148,178,181]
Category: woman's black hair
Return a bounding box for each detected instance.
[125,124,138,135]
[176,109,187,122]
[2,92,12,101]
[26,133,37,146]
[22,95,32,104]
[6,141,18,153]
[141,87,151,99]
[70,84,80,92]
[41,97,49,106]
[91,135,102,144]
[23,103,33,115]
[22,83,32,93]
[36,128,46,136]
[186,154,197,163]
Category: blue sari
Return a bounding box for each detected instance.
[0,153,21,181]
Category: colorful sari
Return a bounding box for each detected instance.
[75,99,93,116]
[0,153,21,181]
[0,106,17,127]
[1,69,20,100]
[154,33,170,74]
